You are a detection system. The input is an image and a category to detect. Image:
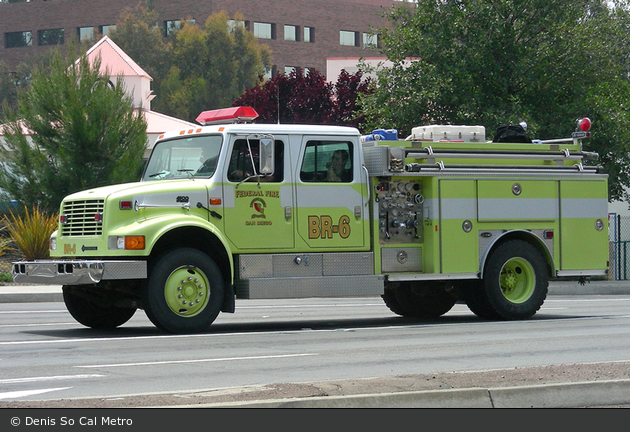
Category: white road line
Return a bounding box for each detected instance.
[545,298,630,303]
[0,310,67,314]
[76,353,318,369]
[0,387,71,400]
[0,322,77,328]
[237,303,385,309]
[0,374,103,384]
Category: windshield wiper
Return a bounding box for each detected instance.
[178,169,194,179]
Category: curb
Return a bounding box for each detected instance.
[175,379,630,408]
[0,286,64,303]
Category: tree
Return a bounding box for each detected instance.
[156,12,272,122]
[0,52,147,211]
[107,1,171,98]
[361,0,630,200]
[233,68,373,126]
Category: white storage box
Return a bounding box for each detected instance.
[410,125,486,142]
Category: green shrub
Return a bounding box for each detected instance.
[3,206,58,260]
[0,227,11,258]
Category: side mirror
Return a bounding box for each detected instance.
[259,137,275,175]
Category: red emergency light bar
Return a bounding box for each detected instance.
[196,106,259,125]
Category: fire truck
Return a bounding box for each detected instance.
[12,107,609,333]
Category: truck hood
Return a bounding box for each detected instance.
[63,179,210,203]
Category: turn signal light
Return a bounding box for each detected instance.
[110,236,145,250]
[124,236,145,250]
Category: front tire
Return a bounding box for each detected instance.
[465,240,548,320]
[144,248,224,333]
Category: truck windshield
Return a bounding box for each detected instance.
[143,134,223,181]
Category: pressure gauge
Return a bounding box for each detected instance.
[405,182,414,192]
[397,182,405,192]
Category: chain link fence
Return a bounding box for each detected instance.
[609,213,630,280]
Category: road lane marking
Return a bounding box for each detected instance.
[0,322,77,328]
[76,353,318,369]
[0,310,67,314]
[2,312,630,347]
[0,387,71,400]
[0,374,103,384]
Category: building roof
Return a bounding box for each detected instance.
[139,109,196,135]
[82,35,152,80]
[3,37,196,144]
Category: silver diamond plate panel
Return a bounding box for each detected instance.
[238,254,273,279]
[273,254,323,277]
[362,145,390,175]
[381,247,422,273]
[239,252,374,279]
[323,252,373,276]
[236,275,384,299]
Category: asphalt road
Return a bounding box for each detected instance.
[1,280,630,408]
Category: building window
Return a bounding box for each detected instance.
[228,20,248,32]
[284,66,303,75]
[38,29,64,46]
[100,25,116,36]
[264,65,275,79]
[363,32,378,48]
[253,22,275,40]
[284,25,299,42]
[303,26,314,43]
[78,27,96,42]
[339,30,358,47]
[165,19,194,36]
[4,31,32,48]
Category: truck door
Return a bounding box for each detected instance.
[295,137,367,249]
[222,135,295,250]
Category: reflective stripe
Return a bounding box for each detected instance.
[435,197,606,220]
[439,198,475,219]
[296,185,364,212]
[478,198,558,220]
[560,198,608,219]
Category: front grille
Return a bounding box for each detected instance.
[60,199,105,237]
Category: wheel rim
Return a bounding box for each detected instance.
[499,257,535,303]
[164,266,211,317]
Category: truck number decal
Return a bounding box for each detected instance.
[308,215,351,239]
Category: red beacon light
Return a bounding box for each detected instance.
[573,117,592,139]
[196,106,259,126]
[577,117,592,132]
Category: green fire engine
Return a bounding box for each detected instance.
[13,108,608,333]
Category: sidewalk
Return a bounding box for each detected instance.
[1,280,629,303]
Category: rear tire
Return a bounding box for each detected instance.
[465,240,548,320]
[383,282,457,319]
[63,286,136,329]
[143,248,224,333]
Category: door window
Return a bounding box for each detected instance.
[300,141,353,183]
[227,139,284,182]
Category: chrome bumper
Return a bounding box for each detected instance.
[12,260,147,285]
